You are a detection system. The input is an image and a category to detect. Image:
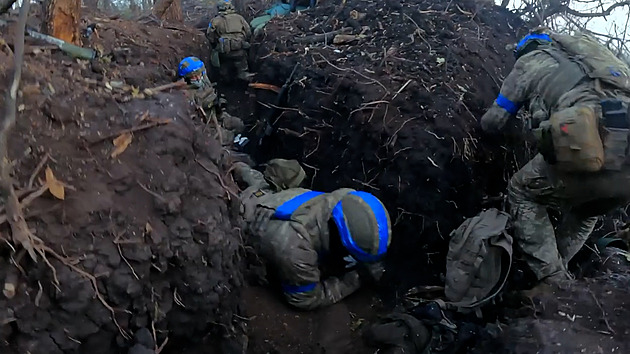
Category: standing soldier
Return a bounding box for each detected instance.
[206,0,252,81]
[480,29,630,288]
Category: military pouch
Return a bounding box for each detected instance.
[534,121,557,165]
[600,99,630,170]
[229,39,244,51]
[210,50,221,67]
[217,38,231,54]
[549,105,604,172]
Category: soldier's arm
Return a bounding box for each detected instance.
[280,237,362,310]
[241,17,252,37]
[233,163,269,190]
[480,56,534,133]
[206,19,220,44]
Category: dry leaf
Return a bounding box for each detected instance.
[131,86,141,98]
[145,222,153,234]
[111,133,133,158]
[3,282,15,299]
[45,167,65,200]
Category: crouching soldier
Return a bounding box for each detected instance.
[233,159,392,310]
[177,56,244,145]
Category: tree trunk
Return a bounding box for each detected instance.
[152,0,182,22]
[43,0,81,45]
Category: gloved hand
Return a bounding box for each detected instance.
[357,261,385,285]
[251,206,275,235]
[480,106,512,133]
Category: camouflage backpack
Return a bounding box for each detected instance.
[444,208,513,309]
[535,33,630,172]
[550,32,630,93]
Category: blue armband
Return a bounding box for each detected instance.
[282,282,317,294]
[496,94,520,115]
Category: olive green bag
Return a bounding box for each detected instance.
[545,105,605,172]
[445,208,513,309]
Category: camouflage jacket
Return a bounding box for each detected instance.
[237,165,362,310]
[188,76,218,113]
[480,46,616,133]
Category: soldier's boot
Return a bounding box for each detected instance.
[520,271,573,300]
[221,113,245,133]
[556,213,598,269]
[234,58,253,81]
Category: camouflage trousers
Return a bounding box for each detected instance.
[508,154,598,281]
[220,50,250,81]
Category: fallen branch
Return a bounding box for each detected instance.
[117,244,139,280]
[588,288,616,335]
[0,19,97,60]
[392,79,412,100]
[294,27,353,44]
[314,53,389,94]
[248,82,281,93]
[88,119,172,144]
[136,181,166,203]
[143,80,187,96]
[28,153,49,189]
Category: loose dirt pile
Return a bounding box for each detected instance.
[0,9,245,353]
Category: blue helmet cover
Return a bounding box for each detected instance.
[178,56,205,78]
[515,33,551,52]
[332,191,390,263]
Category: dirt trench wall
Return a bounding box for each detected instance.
[0,94,243,353]
[250,0,529,286]
[0,16,243,353]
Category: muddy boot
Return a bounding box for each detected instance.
[234,57,253,81]
[520,271,573,299]
[221,113,245,133]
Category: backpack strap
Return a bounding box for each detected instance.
[273,190,324,220]
[540,48,589,109]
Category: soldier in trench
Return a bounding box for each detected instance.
[177,56,244,145]
[480,28,630,288]
[233,159,392,310]
[206,0,253,81]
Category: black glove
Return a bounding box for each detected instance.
[357,261,385,285]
